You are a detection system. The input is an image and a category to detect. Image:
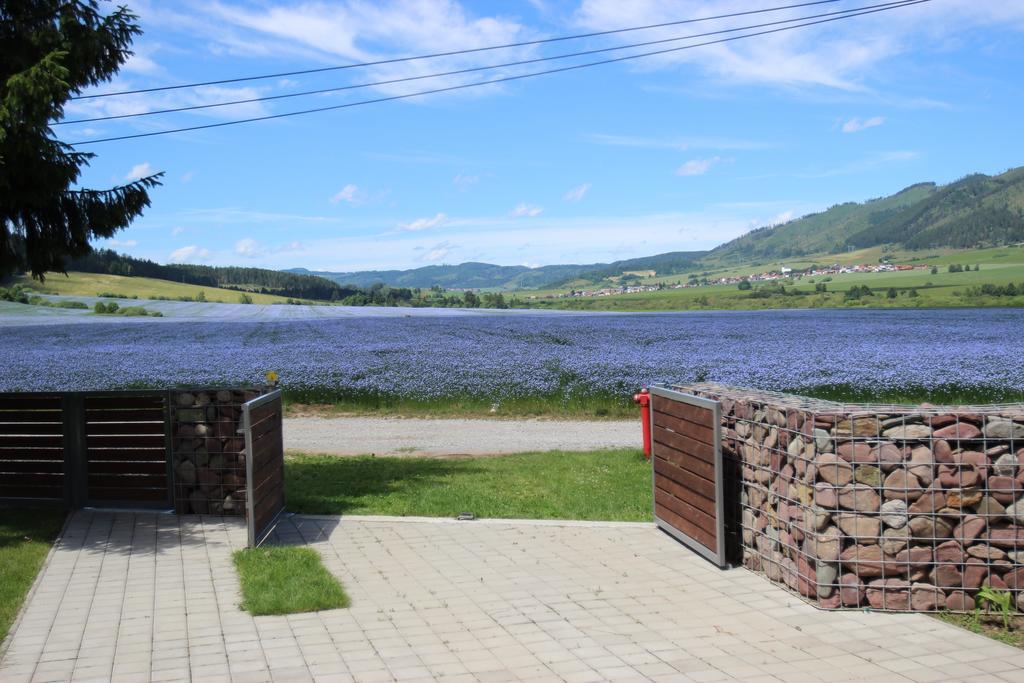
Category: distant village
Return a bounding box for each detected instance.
[531,262,932,300]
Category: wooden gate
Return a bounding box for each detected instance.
[241,390,285,546]
[83,393,172,507]
[0,394,66,502]
[649,385,727,567]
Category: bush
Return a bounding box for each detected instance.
[737,279,752,290]
[93,301,108,314]
[238,293,254,304]
[0,285,29,304]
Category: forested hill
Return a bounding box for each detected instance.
[66,249,361,301]
[291,251,708,290]
[710,166,1024,263]
[290,262,592,290]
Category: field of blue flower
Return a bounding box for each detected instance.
[2,304,1022,413]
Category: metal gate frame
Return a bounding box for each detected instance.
[649,384,727,568]
[241,389,285,547]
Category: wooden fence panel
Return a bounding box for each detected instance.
[84,392,171,507]
[242,390,285,547]
[0,395,65,502]
[650,386,727,568]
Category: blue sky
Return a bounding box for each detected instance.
[63,0,1024,272]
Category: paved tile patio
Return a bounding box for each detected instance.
[2,511,1024,682]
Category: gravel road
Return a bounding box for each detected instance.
[283,417,639,457]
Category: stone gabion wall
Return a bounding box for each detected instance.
[170,388,262,515]
[677,383,1024,612]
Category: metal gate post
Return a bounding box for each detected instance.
[241,400,256,547]
[62,393,87,508]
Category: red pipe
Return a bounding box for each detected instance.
[633,388,651,459]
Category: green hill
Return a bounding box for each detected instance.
[290,262,593,290]
[709,167,1024,264]
[296,252,708,291]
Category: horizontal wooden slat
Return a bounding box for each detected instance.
[88,486,168,502]
[0,447,65,460]
[653,438,717,483]
[88,473,167,488]
[86,434,165,449]
[655,501,717,551]
[652,410,716,446]
[652,424,715,464]
[655,487,717,537]
[652,395,713,426]
[0,472,64,486]
[0,435,63,448]
[0,396,61,410]
[88,460,166,475]
[0,460,65,473]
[86,448,166,462]
[86,408,164,422]
[85,395,164,410]
[249,412,280,442]
[0,410,64,423]
[0,485,64,500]
[0,422,64,435]
[655,472,716,518]
[86,421,165,435]
[251,433,282,464]
[653,454,716,501]
[248,399,279,425]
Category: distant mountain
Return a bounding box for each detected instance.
[287,166,1024,290]
[293,251,708,291]
[288,262,592,290]
[710,166,1024,262]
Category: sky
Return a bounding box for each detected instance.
[62,0,1024,272]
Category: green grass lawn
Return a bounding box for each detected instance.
[11,271,295,304]
[0,507,66,643]
[285,449,653,521]
[233,546,349,616]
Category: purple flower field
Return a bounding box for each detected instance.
[1,307,1022,405]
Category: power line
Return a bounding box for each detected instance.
[59,0,916,126]
[72,0,845,100]
[70,0,930,146]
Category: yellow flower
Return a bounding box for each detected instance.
[265,370,279,384]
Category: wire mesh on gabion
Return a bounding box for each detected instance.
[675,382,1024,613]
[170,388,261,515]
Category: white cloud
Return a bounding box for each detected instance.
[105,239,138,248]
[770,210,795,226]
[453,173,480,190]
[66,84,272,126]
[330,183,363,205]
[510,203,543,217]
[421,240,458,263]
[676,156,721,176]
[125,162,153,181]
[797,150,919,178]
[200,1,535,100]
[123,52,162,75]
[168,245,212,263]
[399,212,448,231]
[573,1,1024,91]
[563,183,591,203]
[585,133,772,151]
[235,238,263,257]
[171,227,186,236]
[181,170,195,183]
[842,116,885,133]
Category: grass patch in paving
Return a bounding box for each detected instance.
[0,506,66,643]
[286,448,652,521]
[935,612,1024,649]
[233,546,349,616]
